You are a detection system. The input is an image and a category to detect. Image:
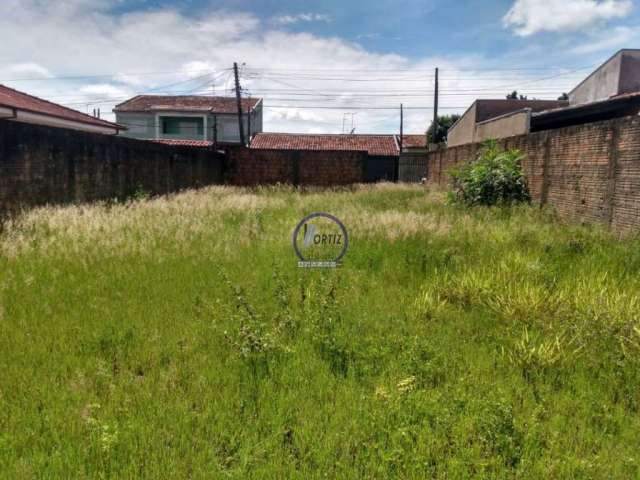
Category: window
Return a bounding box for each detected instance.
[161,117,204,137]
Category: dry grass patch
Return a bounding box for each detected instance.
[342,209,450,241]
[1,186,286,258]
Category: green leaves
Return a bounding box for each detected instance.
[449,140,530,206]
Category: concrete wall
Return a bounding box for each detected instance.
[249,103,263,141]
[474,110,530,143]
[115,113,154,140]
[0,119,224,214]
[425,115,640,233]
[447,104,477,147]
[569,50,640,105]
[570,51,623,105]
[448,100,568,147]
[618,52,640,96]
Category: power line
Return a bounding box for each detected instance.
[58,71,229,106]
[22,60,585,123]
[244,64,595,72]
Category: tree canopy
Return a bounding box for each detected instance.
[426,114,461,144]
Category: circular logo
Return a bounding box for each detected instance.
[292,212,349,268]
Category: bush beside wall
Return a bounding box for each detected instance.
[425,116,640,233]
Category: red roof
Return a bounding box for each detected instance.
[152,139,214,148]
[114,95,261,114]
[0,84,122,130]
[251,133,399,156]
[401,134,427,149]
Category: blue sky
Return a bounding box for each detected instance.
[1,0,639,133]
[105,0,639,64]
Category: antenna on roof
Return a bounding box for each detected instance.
[342,112,356,134]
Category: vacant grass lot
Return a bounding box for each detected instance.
[1,184,639,478]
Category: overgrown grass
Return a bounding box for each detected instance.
[1,184,639,478]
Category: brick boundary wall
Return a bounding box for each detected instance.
[226,147,366,186]
[0,119,224,214]
[426,116,640,233]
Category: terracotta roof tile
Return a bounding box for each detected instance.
[0,84,122,130]
[251,133,399,156]
[114,95,260,114]
[401,134,427,148]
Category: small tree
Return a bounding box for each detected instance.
[426,114,461,145]
[506,90,528,100]
[557,92,569,101]
[449,140,530,206]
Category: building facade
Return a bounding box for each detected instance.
[447,99,568,147]
[113,95,263,145]
[446,49,640,147]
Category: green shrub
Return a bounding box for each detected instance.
[449,140,530,206]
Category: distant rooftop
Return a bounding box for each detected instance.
[0,84,122,130]
[114,95,261,114]
[251,133,399,156]
[401,134,427,149]
[473,99,569,122]
[531,91,640,132]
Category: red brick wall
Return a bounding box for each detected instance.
[226,148,365,186]
[425,116,640,233]
[0,119,224,214]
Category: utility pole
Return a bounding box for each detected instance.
[247,106,252,145]
[433,67,439,138]
[233,62,246,146]
[400,103,404,153]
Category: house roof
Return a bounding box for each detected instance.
[401,134,427,149]
[0,84,122,130]
[448,98,570,134]
[474,99,569,122]
[251,133,399,156]
[531,91,640,132]
[114,95,261,114]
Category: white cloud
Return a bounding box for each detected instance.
[180,61,218,79]
[272,13,333,26]
[267,108,328,124]
[504,0,633,36]
[79,84,131,99]
[570,25,638,53]
[0,1,589,134]
[7,62,52,78]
